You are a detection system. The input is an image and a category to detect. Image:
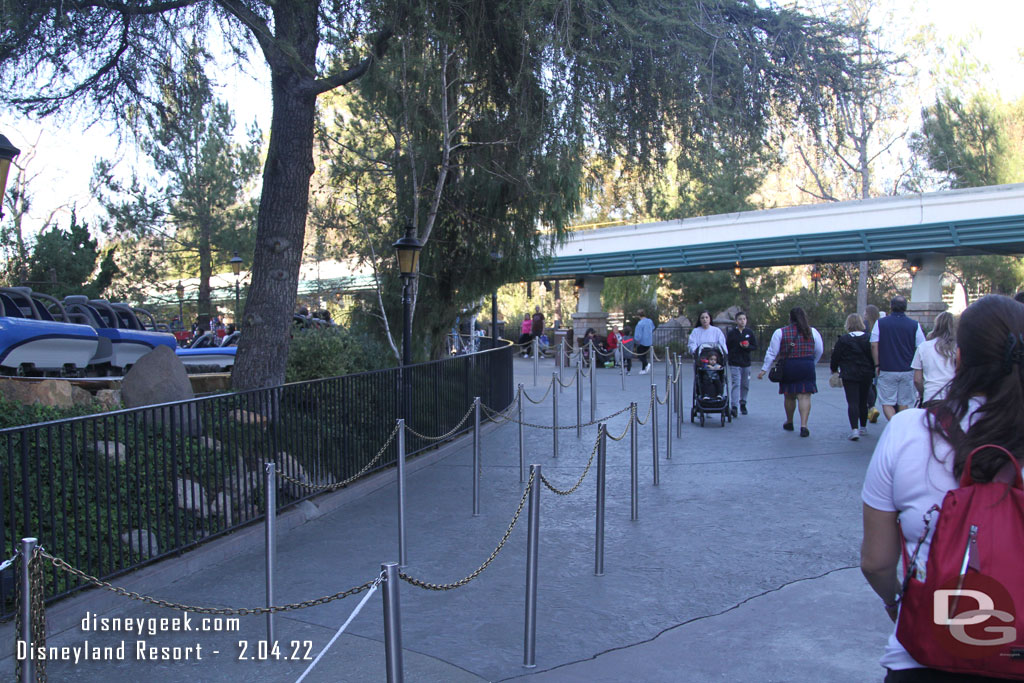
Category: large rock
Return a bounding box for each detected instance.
[13,380,75,409]
[71,385,93,407]
[120,529,160,559]
[121,346,201,435]
[0,378,37,406]
[275,452,312,499]
[94,389,122,410]
[176,478,209,516]
[91,440,128,465]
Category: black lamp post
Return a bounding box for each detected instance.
[176,280,185,326]
[392,226,423,367]
[230,251,244,323]
[810,262,822,294]
[0,134,21,219]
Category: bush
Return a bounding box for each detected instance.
[285,325,390,382]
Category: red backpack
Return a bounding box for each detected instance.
[896,444,1024,678]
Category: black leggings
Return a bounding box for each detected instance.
[885,668,1007,682]
[842,377,872,429]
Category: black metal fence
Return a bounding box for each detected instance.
[0,343,513,617]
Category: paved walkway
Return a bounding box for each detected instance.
[2,357,894,681]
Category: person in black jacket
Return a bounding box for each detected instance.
[830,313,875,441]
[725,312,758,417]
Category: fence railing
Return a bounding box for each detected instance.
[0,343,514,618]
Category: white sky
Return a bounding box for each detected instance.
[5,0,1024,238]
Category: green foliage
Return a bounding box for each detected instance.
[25,211,118,299]
[285,325,391,383]
[94,43,260,316]
[0,397,104,430]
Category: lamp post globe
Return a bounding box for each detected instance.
[0,134,22,219]
[392,226,423,367]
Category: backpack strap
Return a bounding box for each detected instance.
[897,504,940,591]
[961,444,1023,489]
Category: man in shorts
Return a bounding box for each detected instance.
[870,295,925,420]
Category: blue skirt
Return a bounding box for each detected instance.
[779,357,817,395]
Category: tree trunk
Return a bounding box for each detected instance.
[232,5,319,391]
[198,220,212,324]
[857,261,868,314]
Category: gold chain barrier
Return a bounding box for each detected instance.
[539,432,602,496]
[522,379,554,405]
[276,423,400,493]
[399,470,536,591]
[606,405,636,441]
[405,403,477,440]
[40,549,376,615]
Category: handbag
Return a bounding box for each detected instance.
[828,372,843,389]
[768,341,793,383]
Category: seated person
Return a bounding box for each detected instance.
[698,350,724,397]
[580,328,598,366]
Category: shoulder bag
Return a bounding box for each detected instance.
[768,338,793,383]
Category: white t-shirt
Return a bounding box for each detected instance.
[910,339,956,403]
[860,401,982,670]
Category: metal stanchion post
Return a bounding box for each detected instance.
[618,346,625,390]
[558,340,564,394]
[666,373,673,460]
[518,385,525,484]
[551,374,558,458]
[630,403,638,521]
[648,347,655,386]
[397,420,408,566]
[523,464,541,668]
[382,562,404,683]
[676,354,683,438]
[473,396,481,516]
[533,337,539,386]
[264,463,276,643]
[589,342,597,423]
[19,537,37,683]
[664,346,670,388]
[594,426,606,577]
[576,362,582,439]
[651,386,660,486]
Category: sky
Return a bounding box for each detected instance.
[5,0,1024,240]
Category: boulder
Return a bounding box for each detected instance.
[71,385,93,407]
[274,452,311,499]
[120,529,160,559]
[27,380,74,409]
[0,378,36,406]
[121,346,201,435]
[196,436,222,453]
[92,441,128,465]
[94,389,122,410]
[228,409,268,427]
[211,491,233,527]
[176,478,209,516]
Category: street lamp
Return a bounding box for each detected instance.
[734,262,742,277]
[0,134,21,219]
[229,251,244,323]
[392,225,423,367]
[810,262,822,294]
[176,280,185,326]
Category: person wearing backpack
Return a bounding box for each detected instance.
[860,294,1024,682]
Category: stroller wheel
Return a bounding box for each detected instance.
[721,412,726,426]
[690,408,696,423]
[699,412,705,427]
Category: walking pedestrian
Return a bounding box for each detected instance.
[860,294,1024,680]
[830,313,875,441]
[757,307,823,437]
[910,311,957,407]
[687,310,727,357]
[530,306,545,356]
[864,303,882,422]
[634,309,656,374]
[517,315,533,357]
[871,296,926,420]
[725,311,757,417]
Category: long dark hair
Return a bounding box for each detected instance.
[928,295,1024,481]
[788,307,811,340]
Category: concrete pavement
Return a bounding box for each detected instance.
[1,356,894,682]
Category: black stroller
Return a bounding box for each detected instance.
[690,343,731,427]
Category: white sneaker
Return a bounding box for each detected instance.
[639,368,649,375]
[859,427,867,436]
[849,429,860,441]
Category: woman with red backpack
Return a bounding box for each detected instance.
[861,294,1024,682]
